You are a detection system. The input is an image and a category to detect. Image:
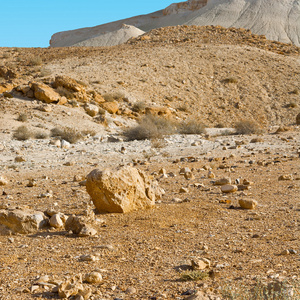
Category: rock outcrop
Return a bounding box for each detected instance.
[86,166,156,213]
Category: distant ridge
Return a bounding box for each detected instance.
[50,0,300,47]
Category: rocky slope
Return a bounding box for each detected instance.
[50,0,300,47]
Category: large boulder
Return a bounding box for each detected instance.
[0,209,48,234]
[86,166,156,213]
[31,82,61,103]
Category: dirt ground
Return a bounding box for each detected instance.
[0,26,299,299]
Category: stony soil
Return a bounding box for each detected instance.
[0,25,299,299]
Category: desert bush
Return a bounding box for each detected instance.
[17,113,28,122]
[103,92,125,102]
[235,119,263,135]
[34,131,48,139]
[221,278,299,300]
[132,101,146,113]
[39,68,52,77]
[180,270,209,282]
[51,127,83,144]
[81,129,97,137]
[29,56,43,66]
[13,126,33,140]
[178,120,206,134]
[123,115,176,141]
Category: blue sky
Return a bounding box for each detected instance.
[0,0,177,48]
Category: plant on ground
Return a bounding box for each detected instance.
[178,120,206,134]
[223,77,238,84]
[103,91,125,102]
[123,115,176,141]
[17,113,28,122]
[235,119,263,135]
[51,127,83,144]
[132,101,146,113]
[34,131,49,139]
[13,126,33,141]
[180,270,209,282]
[29,56,43,66]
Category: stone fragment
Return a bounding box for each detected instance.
[78,225,97,237]
[61,140,71,149]
[27,179,37,187]
[278,174,293,181]
[191,257,211,270]
[239,199,258,209]
[221,185,238,193]
[100,101,119,114]
[179,167,191,175]
[179,187,189,193]
[49,214,64,228]
[79,254,99,262]
[15,156,26,162]
[65,215,95,235]
[38,104,52,112]
[58,274,84,299]
[184,172,195,180]
[0,209,47,234]
[84,271,102,284]
[84,103,99,117]
[31,82,61,103]
[214,177,231,185]
[208,171,215,178]
[86,166,156,213]
[280,249,290,255]
[296,113,300,125]
[0,176,8,186]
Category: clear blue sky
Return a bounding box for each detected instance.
[0,0,177,48]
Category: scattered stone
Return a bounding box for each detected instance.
[221,185,238,193]
[49,213,65,229]
[31,82,61,104]
[79,254,99,262]
[208,171,215,178]
[0,176,8,186]
[65,215,95,235]
[239,198,257,209]
[100,101,119,114]
[278,174,293,181]
[84,271,102,284]
[58,274,85,299]
[179,187,189,193]
[78,225,97,237]
[179,167,191,175]
[61,140,71,149]
[86,166,156,213]
[84,103,99,117]
[0,208,48,234]
[238,184,251,191]
[191,257,211,270]
[50,139,61,147]
[38,104,52,112]
[214,177,231,185]
[74,175,85,182]
[64,161,75,166]
[27,179,37,187]
[14,156,26,163]
[280,250,290,255]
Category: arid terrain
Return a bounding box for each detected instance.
[0,26,299,300]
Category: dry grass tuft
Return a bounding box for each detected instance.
[13,126,33,141]
[17,113,28,122]
[178,120,206,135]
[51,127,83,144]
[180,270,209,281]
[235,119,263,135]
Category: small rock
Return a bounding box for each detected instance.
[280,250,290,255]
[278,174,293,181]
[79,254,99,262]
[14,156,26,163]
[0,176,8,186]
[239,199,257,209]
[191,257,211,270]
[221,185,238,193]
[27,179,37,187]
[84,271,102,284]
[49,214,64,228]
[179,187,189,193]
[208,171,215,178]
[61,140,70,149]
[214,177,231,185]
[78,225,97,237]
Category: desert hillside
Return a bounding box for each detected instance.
[49,0,300,47]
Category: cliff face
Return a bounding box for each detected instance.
[163,0,208,15]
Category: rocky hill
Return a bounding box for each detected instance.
[50,0,300,47]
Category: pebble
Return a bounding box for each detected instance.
[208,171,215,178]
[221,185,238,193]
[0,176,8,186]
[49,214,64,228]
[191,257,211,270]
[214,177,231,185]
[15,156,26,162]
[239,198,257,209]
[280,250,290,255]
[179,187,189,193]
[278,174,293,181]
[84,271,102,284]
[79,254,99,262]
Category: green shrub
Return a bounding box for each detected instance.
[180,270,209,281]
[235,119,262,135]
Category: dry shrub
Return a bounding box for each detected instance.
[13,126,33,140]
[17,113,28,122]
[132,101,146,113]
[81,129,97,137]
[29,56,43,66]
[178,120,206,134]
[34,131,49,139]
[235,119,263,135]
[124,115,176,141]
[51,127,83,143]
[103,92,125,102]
